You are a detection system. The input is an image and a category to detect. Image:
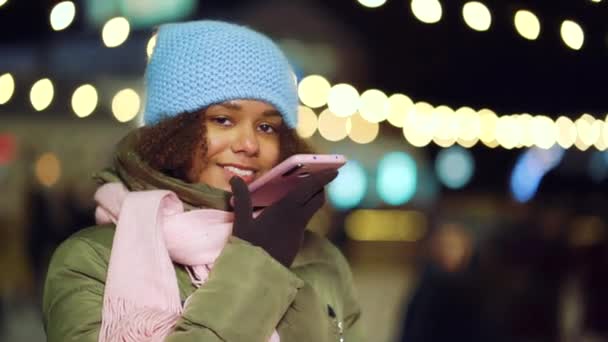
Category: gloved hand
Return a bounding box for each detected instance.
[229,170,338,267]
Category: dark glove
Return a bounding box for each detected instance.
[229,170,338,267]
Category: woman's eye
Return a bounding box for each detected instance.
[258,123,277,134]
[211,117,233,126]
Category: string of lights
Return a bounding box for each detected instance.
[0,0,605,152]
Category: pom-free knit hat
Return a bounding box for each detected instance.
[143,20,299,128]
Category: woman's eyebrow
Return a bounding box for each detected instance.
[216,102,241,110]
[263,110,282,117]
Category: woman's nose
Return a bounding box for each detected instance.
[231,127,260,156]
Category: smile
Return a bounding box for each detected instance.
[223,165,255,176]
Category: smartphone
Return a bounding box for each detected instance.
[236,154,347,208]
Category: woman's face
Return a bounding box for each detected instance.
[193,99,283,191]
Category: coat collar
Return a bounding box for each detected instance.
[94,129,233,211]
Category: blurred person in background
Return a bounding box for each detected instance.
[42,20,361,342]
[400,205,571,342]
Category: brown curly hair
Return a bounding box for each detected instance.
[136,109,312,182]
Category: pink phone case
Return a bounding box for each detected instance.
[246,154,347,207]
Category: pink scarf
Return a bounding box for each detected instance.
[94,182,280,342]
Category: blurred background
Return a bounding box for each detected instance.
[1,0,608,341]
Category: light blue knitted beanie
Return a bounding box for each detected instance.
[143,20,299,128]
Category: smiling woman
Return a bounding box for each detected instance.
[42,19,362,342]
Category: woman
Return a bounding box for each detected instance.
[42,20,362,341]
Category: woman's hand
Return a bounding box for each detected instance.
[229,170,338,267]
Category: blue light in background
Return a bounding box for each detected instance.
[328,160,367,210]
[588,151,608,183]
[377,152,417,206]
[435,146,475,189]
[510,146,565,203]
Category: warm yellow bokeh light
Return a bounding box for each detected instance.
[411,0,443,24]
[575,114,600,146]
[358,89,388,123]
[531,115,556,149]
[555,116,577,149]
[102,17,130,48]
[318,109,349,141]
[462,2,492,32]
[432,105,458,147]
[30,78,54,111]
[514,10,540,40]
[515,114,534,147]
[146,33,157,59]
[296,105,318,138]
[574,115,595,150]
[495,115,521,149]
[112,88,140,123]
[327,83,359,117]
[403,101,436,147]
[71,84,98,118]
[0,73,15,105]
[478,108,498,146]
[357,0,387,8]
[348,113,379,144]
[560,20,584,50]
[386,93,414,128]
[602,120,608,147]
[454,107,480,146]
[345,209,427,242]
[484,139,499,148]
[50,1,76,31]
[35,152,61,187]
[298,75,331,109]
[0,0,8,8]
[593,121,607,151]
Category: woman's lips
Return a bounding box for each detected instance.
[220,165,257,184]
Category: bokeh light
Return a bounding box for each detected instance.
[112,88,140,122]
[411,0,443,24]
[318,108,349,141]
[403,101,436,147]
[50,1,76,31]
[0,73,15,105]
[555,116,577,148]
[455,106,480,147]
[514,10,541,40]
[478,108,498,147]
[531,115,556,149]
[358,89,388,123]
[589,151,608,183]
[327,160,367,210]
[377,152,417,205]
[0,0,7,8]
[432,105,458,148]
[386,93,413,128]
[146,33,157,59]
[298,74,331,109]
[357,0,387,8]
[561,20,584,50]
[327,83,359,117]
[296,105,318,138]
[102,17,130,48]
[345,210,427,241]
[71,84,98,118]
[30,78,54,111]
[462,2,492,32]
[510,146,564,202]
[35,152,61,187]
[495,115,521,149]
[347,113,379,144]
[436,146,475,189]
